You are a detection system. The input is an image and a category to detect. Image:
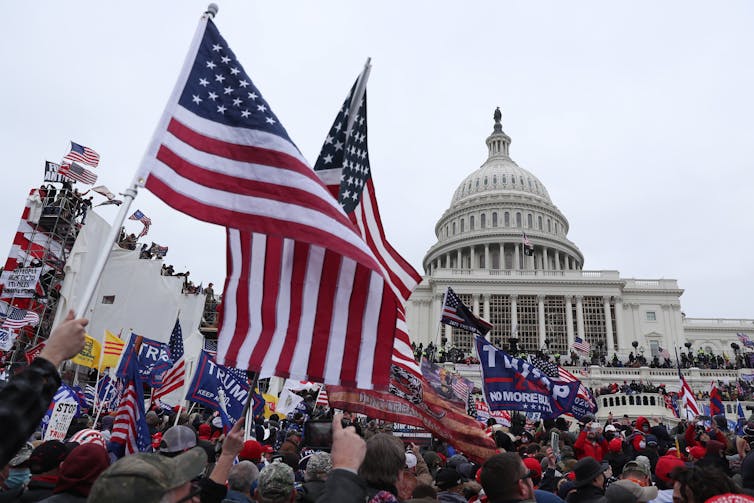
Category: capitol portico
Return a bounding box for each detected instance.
[405,109,754,389]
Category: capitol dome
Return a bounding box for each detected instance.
[423,108,584,273]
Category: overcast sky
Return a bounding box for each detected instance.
[2,1,753,320]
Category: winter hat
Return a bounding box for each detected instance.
[54,443,110,497]
[29,440,69,474]
[435,467,463,490]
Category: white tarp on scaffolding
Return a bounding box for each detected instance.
[54,212,207,359]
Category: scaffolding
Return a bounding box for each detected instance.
[1,183,88,367]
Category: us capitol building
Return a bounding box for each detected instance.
[405,109,754,409]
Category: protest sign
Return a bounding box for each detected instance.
[0,267,42,298]
[185,350,249,429]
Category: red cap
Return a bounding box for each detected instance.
[197,423,211,440]
[523,457,542,482]
[608,438,623,453]
[262,444,274,454]
[239,440,263,462]
[655,454,685,485]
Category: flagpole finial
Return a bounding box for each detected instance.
[205,3,219,18]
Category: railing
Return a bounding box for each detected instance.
[438,269,621,280]
[684,318,754,326]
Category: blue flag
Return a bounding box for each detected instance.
[185,350,249,429]
[116,333,173,388]
[737,402,747,435]
[476,336,580,419]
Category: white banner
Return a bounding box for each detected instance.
[44,400,79,441]
[0,267,42,298]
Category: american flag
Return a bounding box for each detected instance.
[522,232,534,256]
[678,369,700,419]
[91,185,117,200]
[659,347,671,360]
[441,287,493,336]
[312,71,422,376]
[738,333,754,349]
[62,141,100,167]
[136,16,400,389]
[58,162,98,185]
[111,345,151,455]
[129,210,152,238]
[0,302,40,329]
[152,319,186,401]
[572,336,591,354]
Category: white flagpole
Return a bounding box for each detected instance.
[174,357,196,427]
[345,58,372,136]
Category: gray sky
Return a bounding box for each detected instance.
[2,1,753,320]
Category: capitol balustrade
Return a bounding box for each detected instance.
[439,268,621,281]
[594,393,754,423]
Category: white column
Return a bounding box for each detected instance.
[604,296,614,356]
[483,293,490,322]
[484,244,490,270]
[614,296,624,350]
[565,296,575,349]
[471,246,477,269]
[538,295,547,349]
[510,295,518,338]
[514,244,520,269]
[457,248,462,268]
[473,293,480,316]
[555,250,561,271]
[575,295,585,340]
[543,248,549,270]
[631,303,641,344]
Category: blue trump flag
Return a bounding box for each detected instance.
[475,336,580,419]
[116,333,173,388]
[186,350,249,429]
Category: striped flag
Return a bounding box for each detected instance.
[58,162,98,185]
[62,141,100,167]
[315,385,329,407]
[522,232,534,256]
[709,382,724,416]
[0,301,40,329]
[100,331,125,370]
[152,319,185,401]
[572,337,591,354]
[136,16,400,389]
[111,344,151,455]
[529,356,596,410]
[678,369,700,419]
[738,333,754,349]
[129,210,152,238]
[312,71,423,377]
[440,287,493,336]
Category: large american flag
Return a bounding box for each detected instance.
[58,162,98,185]
[0,302,40,329]
[152,319,185,401]
[62,141,100,167]
[312,73,422,376]
[572,336,591,354]
[136,17,399,389]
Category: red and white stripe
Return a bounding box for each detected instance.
[152,356,185,401]
[219,230,396,389]
[58,162,98,185]
[110,381,142,455]
[680,375,700,419]
[316,385,329,407]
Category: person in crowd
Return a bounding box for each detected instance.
[299,451,331,503]
[223,461,258,503]
[21,441,70,502]
[434,467,465,503]
[605,479,657,503]
[669,464,742,503]
[0,310,87,467]
[255,462,296,503]
[159,425,198,457]
[0,442,33,500]
[39,443,109,502]
[479,452,536,503]
[574,423,608,462]
[567,457,608,503]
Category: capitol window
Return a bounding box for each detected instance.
[493,175,497,185]
[537,215,543,230]
[646,311,656,321]
[492,212,498,226]
[452,222,456,235]
[504,212,510,226]
[547,219,551,232]
[502,175,507,184]
[481,213,486,228]
[516,212,522,227]
[484,177,488,186]
[527,214,533,228]
[461,219,465,232]
[511,176,515,185]
[470,216,475,230]
[476,179,480,188]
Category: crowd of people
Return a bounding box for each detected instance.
[0,313,754,502]
[592,380,754,402]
